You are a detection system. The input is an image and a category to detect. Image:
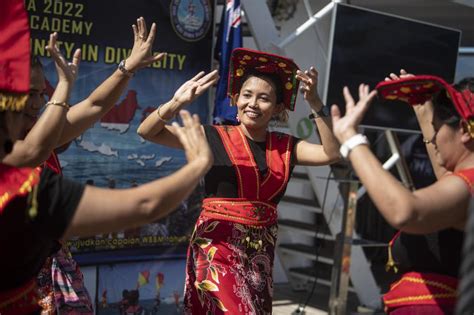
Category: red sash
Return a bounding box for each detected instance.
[383,272,458,312]
[214,125,293,201]
[0,278,41,315]
[202,198,277,226]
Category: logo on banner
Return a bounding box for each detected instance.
[170,0,212,42]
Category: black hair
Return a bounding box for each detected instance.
[238,70,284,104]
[433,77,474,127]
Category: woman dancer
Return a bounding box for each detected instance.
[331,75,474,314]
[138,48,340,314]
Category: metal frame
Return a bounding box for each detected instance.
[328,181,359,315]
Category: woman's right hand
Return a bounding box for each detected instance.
[125,17,166,72]
[170,70,219,112]
[46,32,81,85]
[171,110,213,172]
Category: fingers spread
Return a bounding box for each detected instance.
[190,71,206,81]
[146,22,157,44]
[72,49,82,66]
[343,86,355,108]
[132,24,138,41]
[331,104,341,122]
[152,52,167,62]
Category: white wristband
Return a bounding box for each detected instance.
[339,134,369,159]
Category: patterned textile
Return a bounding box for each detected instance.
[37,244,93,315]
[376,75,474,137]
[228,48,300,111]
[383,272,457,313]
[37,153,93,314]
[184,126,294,314]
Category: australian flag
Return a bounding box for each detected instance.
[213,0,242,125]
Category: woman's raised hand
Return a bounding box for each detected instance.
[331,84,377,143]
[171,70,219,110]
[46,32,81,85]
[384,69,414,82]
[171,110,213,172]
[125,17,166,72]
[296,66,322,109]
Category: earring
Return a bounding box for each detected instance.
[236,115,240,122]
[3,138,13,154]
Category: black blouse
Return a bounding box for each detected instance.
[392,229,464,278]
[203,125,298,204]
[0,168,84,290]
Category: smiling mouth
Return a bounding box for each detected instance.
[244,111,261,119]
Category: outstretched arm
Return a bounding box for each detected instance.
[63,110,213,238]
[58,17,166,146]
[331,85,469,234]
[137,70,218,149]
[3,33,80,167]
[385,69,448,179]
[294,67,340,166]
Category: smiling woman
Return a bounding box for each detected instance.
[137,47,340,314]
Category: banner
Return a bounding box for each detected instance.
[97,260,186,314]
[27,0,215,258]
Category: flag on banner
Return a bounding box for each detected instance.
[213,0,243,125]
[155,272,164,291]
[137,270,150,288]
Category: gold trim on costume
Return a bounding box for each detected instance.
[0,92,28,112]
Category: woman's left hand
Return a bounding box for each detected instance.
[331,84,377,143]
[46,32,81,85]
[296,66,322,110]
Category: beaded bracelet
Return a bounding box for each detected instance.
[46,100,70,109]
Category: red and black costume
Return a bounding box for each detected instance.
[183,48,301,314]
[0,164,84,315]
[377,76,474,313]
[184,125,298,314]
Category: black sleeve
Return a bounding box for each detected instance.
[34,168,85,240]
[290,134,301,167]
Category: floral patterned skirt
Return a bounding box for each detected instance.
[184,198,278,315]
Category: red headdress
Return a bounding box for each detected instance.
[228,48,300,111]
[376,75,474,136]
[0,0,31,112]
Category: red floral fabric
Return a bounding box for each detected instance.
[184,126,294,314]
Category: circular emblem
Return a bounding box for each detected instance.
[297,118,314,139]
[170,0,212,42]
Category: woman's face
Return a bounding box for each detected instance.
[235,75,283,131]
[23,66,46,134]
[431,115,462,170]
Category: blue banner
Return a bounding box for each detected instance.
[27,0,215,256]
